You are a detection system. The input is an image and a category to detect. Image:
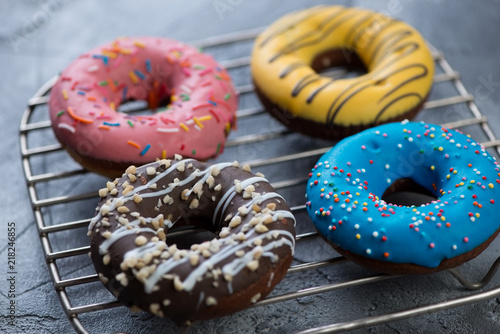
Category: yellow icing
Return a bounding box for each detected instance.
[251,6,434,126]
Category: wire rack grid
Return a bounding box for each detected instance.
[19,28,500,334]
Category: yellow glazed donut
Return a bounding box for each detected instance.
[251,6,435,139]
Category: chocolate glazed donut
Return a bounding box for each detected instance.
[88,157,296,325]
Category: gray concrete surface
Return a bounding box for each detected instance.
[2,0,500,333]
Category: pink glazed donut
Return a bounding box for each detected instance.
[49,37,238,178]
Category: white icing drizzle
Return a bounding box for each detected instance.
[99,217,156,254]
[212,177,268,223]
[144,229,295,294]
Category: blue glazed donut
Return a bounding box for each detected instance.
[306,120,500,274]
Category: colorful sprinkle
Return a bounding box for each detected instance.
[180,123,189,132]
[127,140,140,149]
[140,144,151,156]
[67,106,93,124]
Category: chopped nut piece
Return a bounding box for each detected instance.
[118,217,129,225]
[149,303,160,315]
[128,173,137,182]
[211,166,221,176]
[242,164,251,172]
[251,293,262,303]
[246,260,259,271]
[146,167,156,175]
[174,154,183,161]
[159,159,171,168]
[252,203,261,213]
[98,273,109,284]
[219,228,230,238]
[206,175,215,188]
[117,206,130,213]
[173,276,184,291]
[262,214,274,224]
[98,188,109,197]
[238,206,250,216]
[106,181,116,191]
[116,272,128,287]
[235,250,245,257]
[253,246,263,259]
[135,235,148,246]
[266,203,277,211]
[255,224,269,233]
[103,254,110,265]
[163,194,173,205]
[232,161,239,167]
[189,199,199,209]
[176,162,185,172]
[181,189,189,200]
[125,165,137,174]
[214,184,222,191]
[100,205,110,216]
[122,185,134,195]
[190,254,200,266]
[249,217,261,226]
[206,297,218,306]
[168,244,178,254]
[157,228,166,240]
[229,216,242,228]
[192,182,203,194]
[101,231,112,239]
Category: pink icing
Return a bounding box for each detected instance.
[49,36,238,166]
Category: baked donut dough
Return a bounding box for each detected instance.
[306,121,500,274]
[251,6,434,139]
[89,157,296,324]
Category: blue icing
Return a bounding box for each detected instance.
[306,121,500,268]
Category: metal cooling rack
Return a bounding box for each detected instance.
[19,28,500,334]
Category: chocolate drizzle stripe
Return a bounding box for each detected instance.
[306,79,335,104]
[279,61,309,78]
[258,7,326,48]
[343,12,377,46]
[326,81,373,125]
[292,73,322,97]
[377,64,428,102]
[373,92,422,124]
[268,9,361,63]
[360,20,399,54]
[370,29,413,64]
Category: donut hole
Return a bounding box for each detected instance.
[118,95,172,115]
[166,224,218,250]
[311,49,367,79]
[382,178,437,207]
[117,78,172,115]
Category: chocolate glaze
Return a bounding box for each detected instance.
[89,158,296,325]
